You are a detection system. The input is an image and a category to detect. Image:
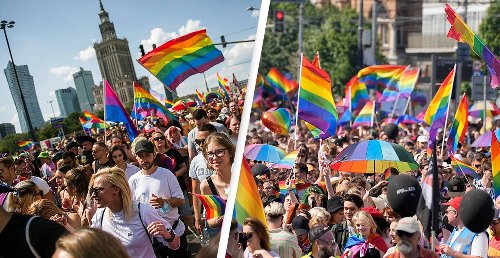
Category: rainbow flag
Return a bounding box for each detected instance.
[272,150,298,169]
[217,72,230,100]
[278,180,296,196]
[445,4,500,88]
[83,110,104,123]
[235,159,266,227]
[383,168,392,181]
[357,65,407,90]
[425,66,455,148]
[104,80,138,141]
[137,29,224,91]
[266,68,298,95]
[450,156,479,179]
[337,108,351,127]
[491,132,500,198]
[204,91,223,103]
[345,76,369,111]
[352,101,375,128]
[81,111,106,129]
[398,68,420,97]
[298,54,338,139]
[195,89,205,105]
[17,141,34,151]
[193,193,226,220]
[448,94,469,153]
[165,98,174,108]
[132,82,176,123]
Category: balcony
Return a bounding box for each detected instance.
[406,32,457,53]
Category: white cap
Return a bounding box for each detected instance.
[417,135,429,143]
[396,217,421,234]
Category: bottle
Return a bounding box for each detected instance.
[200,213,209,247]
[160,201,171,213]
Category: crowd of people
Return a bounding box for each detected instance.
[231,97,500,258]
[0,93,243,258]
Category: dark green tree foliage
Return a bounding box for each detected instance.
[63,112,85,134]
[0,132,30,155]
[260,2,363,95]
[479,1,500,58]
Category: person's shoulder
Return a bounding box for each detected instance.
[30,216,67,235]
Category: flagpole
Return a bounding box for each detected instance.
[133,81,138,128]
[103,79,107,143]
[294,53,304,149]
[403,94,411,116]
[440,64,456,158]
[349,86,352,127]
[203,72,210,93]
[370,100,375,127]
[390,93,401,119]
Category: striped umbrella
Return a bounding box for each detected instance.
[244,144,286,163]
[331,140,418,174]
[469,100,500,118]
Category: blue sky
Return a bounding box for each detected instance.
[0,0,262,133]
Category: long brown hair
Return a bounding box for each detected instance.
[244,217,271,251]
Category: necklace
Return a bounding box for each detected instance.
[224,186,229,195]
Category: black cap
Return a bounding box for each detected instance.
[0,184,14,194]
[134,140,155,154]
[291,215,310,235]
[76,135,96,145]
[65,141,80,150]
[448,177,465,197]
[308,226,330,243]
[327,196,344,213]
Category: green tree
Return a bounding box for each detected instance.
[0,133,30,155]
[64,112,85,134]
[36,123,58,140]
[479,1,500,58]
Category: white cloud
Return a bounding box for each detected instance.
[48,90,56,97]
[222,34,255,67]
[74,46,96,61]
[251,10,260,17]
[49,66,79,82]
[140,19,204,53]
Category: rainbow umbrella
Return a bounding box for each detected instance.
[272,151,298,169]
[330,140,418,174]
[204,91,223,103]
[469,100,500,118]
[244,144,286,163]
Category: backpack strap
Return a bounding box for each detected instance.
[206,176,219,196]
[138,202,153,244]
[26,216,42,258]
[100,208,105,228]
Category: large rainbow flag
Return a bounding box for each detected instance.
[491,132,500,199]
[192,193,226,220]
[352,101,375,128]
[445,4,499,88]
[132,82,176,123]
[266,68,298,95]
[447,94,469,153]
[235,159,266,227]
[425,66,455,148]
[104,80,138,141]
[298,54,338,139]
[357,65,407,90]
[137,29,224,91]
[398,68,420,97]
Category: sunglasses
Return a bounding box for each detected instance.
[153,137,164,142]
[89,186,114,196]
[396,230,415,238]
[195,139,205,146]
[241,232,253,240]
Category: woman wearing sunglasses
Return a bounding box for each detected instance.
[90,167,179,258]
[199,133,235,236]
[243,217,280,258]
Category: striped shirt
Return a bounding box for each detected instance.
[269,228,302,258]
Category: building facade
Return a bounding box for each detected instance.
[0,123,16,139]
[73,68,95,112]
[93,0,137,107]
[4,61,45,133]
[55,87,81,117]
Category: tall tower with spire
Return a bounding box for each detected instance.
[93,0,138,107]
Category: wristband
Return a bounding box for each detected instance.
[165,228,176,242]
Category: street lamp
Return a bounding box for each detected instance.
[1,20,36,140]
[246,6,260,12]
[47,100,56,119]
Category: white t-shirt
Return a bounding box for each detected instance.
[91,202,173,258]
[128,167,185,236]
[243,248,280,258]
[40,163,55,179]
[125,163,140,179]
[29,176,51,195]
[449,227,488,257]
[189,152,212,182]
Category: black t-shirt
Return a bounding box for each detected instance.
[0,213,67,258]
[164,148,187,191]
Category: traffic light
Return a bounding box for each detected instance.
[274,10,284,33]
[220,35,227,48]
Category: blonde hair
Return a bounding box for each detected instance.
[7,180,39,214]
[89,167,133,220]
[308,207,331,228]
[55,228,130,258]
[353,210,378,235]
[28,199,65,219]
